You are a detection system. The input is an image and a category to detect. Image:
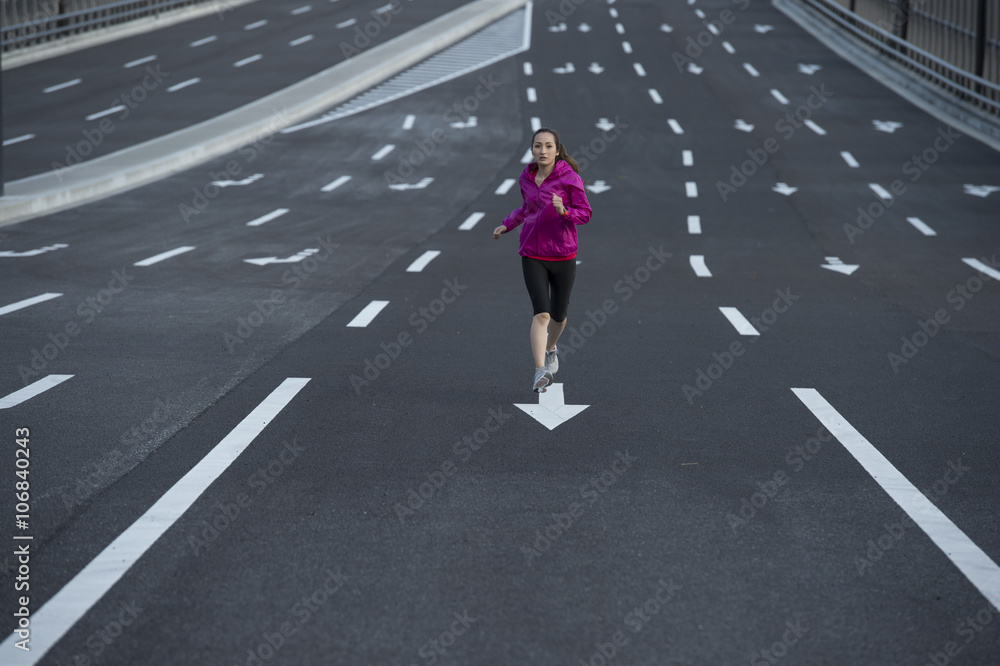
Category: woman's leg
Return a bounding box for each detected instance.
[531,313,551,368]
[546,259,577,351]
[521,257,553,369]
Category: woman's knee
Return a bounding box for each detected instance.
[533,312,551,324]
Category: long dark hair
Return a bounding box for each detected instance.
[532,127,580,173]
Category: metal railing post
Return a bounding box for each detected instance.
[974,0,987,79]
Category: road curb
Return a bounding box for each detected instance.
[0,0,529,228]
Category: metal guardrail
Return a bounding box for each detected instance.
[1,0,221,52]
[797,0,1000,118]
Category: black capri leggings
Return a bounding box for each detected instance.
[521,256,577,322]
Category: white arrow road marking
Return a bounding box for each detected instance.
[578,22,592,32]
[770,89,790,105]
[595,118,616,131]
[963,184,1000,197]
[449,116,478,128]
[0,293,62,317]
[587,180,612,194]
[685,182,698,198]
[321,175,352,192]
[588,62,605,74]
[906,217,936,236]
[212,173,263,187]
[3,134,36,146]
[134,246,196,267]
[459,212,485,231]
[690,255,712,277]
[688,215,702,234]
[841,151,860,168]
[406,250,441,273]
[719,307,760,336]
[514,383,589,430]
[244,249,319,266]
[495,179,516,195]
[667,118,684,134]
[773,182,798,195]
[347,300,389,327]
[798,63,822,75]
[821,257,859,275]
[734,119,755,132]
[246,208,289,227]
[754,24,774,33]
[0,375,74,409]
[962,258,1000,281]
[873,120,903,133]
[0,378,309,664]
[868,183,893,202]
[389,177,434,191]
[548,22,567,32]
[687,62,703,75]
[743,63,760,77]
[660,23,673,32]
[791,387,1000,612]
[0,243,68,258]
[722,41,735,54]
[553,63,575,74]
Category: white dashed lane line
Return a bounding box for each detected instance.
[347,301,390,327]
[687,215,701,234]
[246,209,290,227]
[290,35,314,46]
[321,175,352,192]
[906,217,936,236]
[3,134,36,146]
[0,293,62,317]
[841,151,860,168]
[495,179,517,195]
[667,118,683,134]
[719,307,760,336]
[743,63,760,77]
[406,251,442,273]
[134,246,196,267]
[685,182,698,198]
[0,375,74,409]
[168,78,201,93]
[124,55,156,68]
[770,89,790,105]
[682,150,693,167]
[459,213,485,231]
[190,36,217,47]
[649,89,663,104]
[234,55,263,67]
[403,114,416,130]
[690,255,712,277]
[371,144,396,161]
[44,79,82,93]
[85,106,125,121]
[244,20,268,30]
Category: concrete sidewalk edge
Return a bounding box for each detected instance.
[0,0,529,228]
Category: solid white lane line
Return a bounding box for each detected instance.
[868,183,893,202]
[906,217,936,236]
[523,61,533,75]
[622,41,632,54]
[685,181,698,198]
[234,54,262,67]
[496,178,516,195]
[531,117,541,131]
[124,55,156,68]
[690,255,712,277]
[44,78,82,93]
[682,150,693,166]
[687,215,701,234]
[649,89,663,104]
[403,114,416,129]
[347,300,389,327]
[167,78,200,92]
[0,375,73,409]
[667,118,683,134]
[190,35,217,47]
[134,246,196,267]
[321,175,352,192]
[743,63,760,77]
[0,293,62,317]
[85,105,125,121]
[633,62,646,76]
[804,120,826,135]
[615,23,625,34]
[0,378,309,662]
[770,89,790,105]
[371,144,396,160]
[292,5,312,14]
[722,41,735,54]
[719,307,760,335]
[527,87,537,102]
[841,151,860,168]
[459,212,485,231]
[2,134,36,146]
[337,18,357,28]
[791,387,1000,611]
[290,35,314,46]
[962,258,1000,281]
[246,208,290,227]
[244,20,268,30]
[406,250,441,272]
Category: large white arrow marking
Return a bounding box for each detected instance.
[514,383,589,430]
[798,63,822,75]
[0,243,68,258]
[578,23,591,32]
[389,177,434,191]
[449,116,477,129]
[773,182,798,196]
[595,118,616,131]
[822,257,859,275]
[588,62,605,74]
[873,120,903,133]
[734,119,755,132]
[587,180,612,194]
[964,184,1000,198]
[244,248,319,266]
[553,62,575,74]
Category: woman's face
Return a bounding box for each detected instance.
[532,132,558,167]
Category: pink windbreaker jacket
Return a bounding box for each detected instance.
[501,159,592,259]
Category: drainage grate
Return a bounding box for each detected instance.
[283,6,531,133]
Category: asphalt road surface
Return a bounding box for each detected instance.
[2,0,999,664]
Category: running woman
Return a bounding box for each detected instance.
[493,128,592,392]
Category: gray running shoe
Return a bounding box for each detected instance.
[545,347,559,374]
[532,367,553,393]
